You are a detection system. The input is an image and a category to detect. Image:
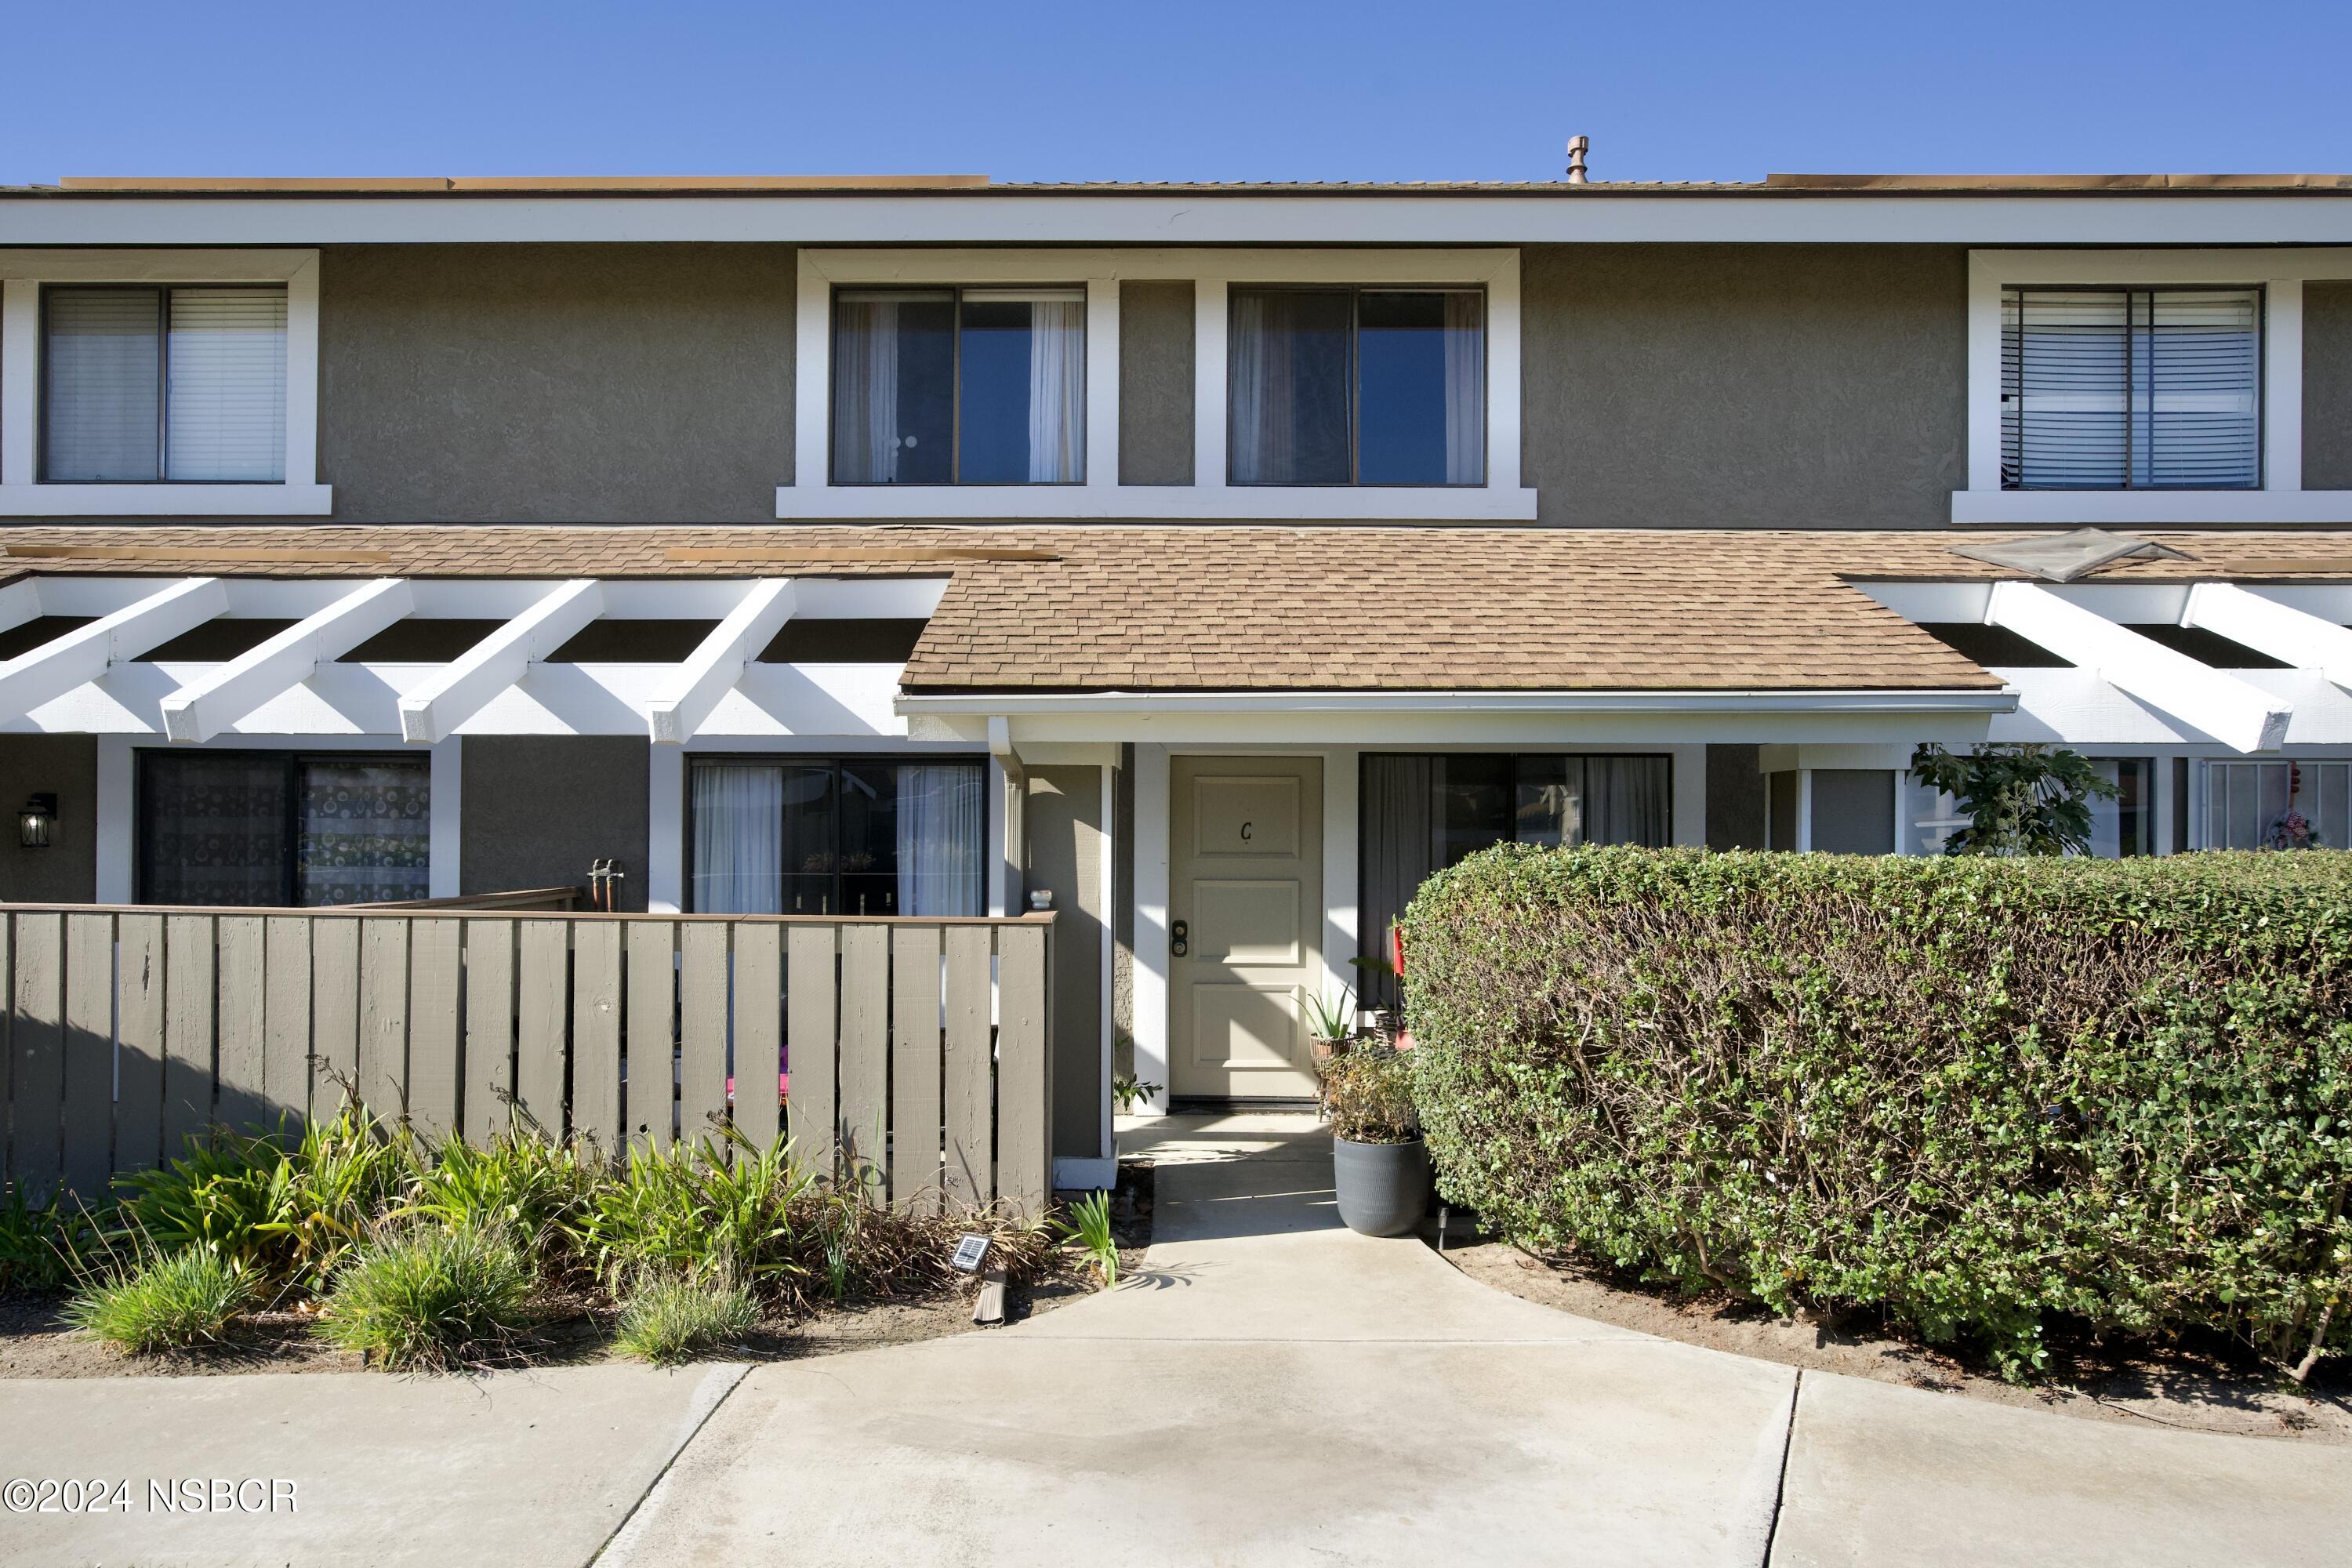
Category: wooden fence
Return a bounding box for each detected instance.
[0,905,1054,1214]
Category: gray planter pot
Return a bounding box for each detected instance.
[1331,1135,1431,1237]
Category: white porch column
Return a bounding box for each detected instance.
[95,736,134,902]
[1668,743,1706,847]
[427,738,462,898]
[1131,742,1171,1115]
[647,745,685,913]
[1321,747,1359,1001]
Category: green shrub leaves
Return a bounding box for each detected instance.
[1402,846,2352,1380]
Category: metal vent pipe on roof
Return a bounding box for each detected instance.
[1566,136,1591,183]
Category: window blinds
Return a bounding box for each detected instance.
[2001,287,2261,490]
[166,289,288,481]
[42,289,162,482]
[41,284,287,483]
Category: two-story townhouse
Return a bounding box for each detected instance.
[3,169,2350,1183]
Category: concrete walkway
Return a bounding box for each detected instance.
[609,1113,2352,1568]
[5,1114,2347,1566]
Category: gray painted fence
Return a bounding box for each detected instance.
[0,906,1054,1215]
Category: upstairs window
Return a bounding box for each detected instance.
[2001,286,2260,490]
[42,285,289,483]
[831,288,1085,485]
[1229,286,1484,486]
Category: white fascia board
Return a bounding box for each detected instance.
[0,484,333,517]
[1986,581,2290,753]
[1952,490,2352,526]
[0,576,225,723]
[396,579,603,743]
[159,578,412,742]
[775,484,1540,522]
[646,579,797,744]
[895,688,2017,717]
[13,195,2352,248]
[2184,583,2352,689]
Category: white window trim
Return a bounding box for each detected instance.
[782,247,1532,521]
[0,249,331,517]
[1957,247,2352,526]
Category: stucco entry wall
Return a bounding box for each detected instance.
[459,736,651,910]
[1523,243,1968,529]
[319,244,797,522]
[0,735,97,903]
[1025,765,1108,1160]
[2304,281,2352,492]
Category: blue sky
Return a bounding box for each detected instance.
[5,1,2350,187]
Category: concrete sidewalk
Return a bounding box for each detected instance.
[0,1359,744,1567]
[6,1115,2347,1566]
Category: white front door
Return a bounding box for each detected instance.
[1168,756,1323,1101]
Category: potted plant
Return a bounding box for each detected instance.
[1318,1043,1429,1237]
[1300,987,1358,1070]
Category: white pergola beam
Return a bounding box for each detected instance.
[2183,582,2352,690]
[160,577,412,742]
[1987,581,2291,753]
[0,576,41,635]
[0,575,227,724]
[396,578,604,744]
[648,578,797,745]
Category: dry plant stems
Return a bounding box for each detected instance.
[1319,1046,1419,1145]
[1405,844,2352,1383]
[614,1265,761,1365]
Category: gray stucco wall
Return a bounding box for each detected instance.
[319,244,796,522]
[2305,281,2352,491]
[459,736,650,909]
[1025,765,1107,1161]
[1119,280,1196,485]
[1703,744,1768,850]
[0,735,97,903]
[1523,244,1968,528]
[1811,769,1897,855]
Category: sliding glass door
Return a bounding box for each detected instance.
[1359,753,1671,1001]
[689,757,986,916]
[139,751,431,906]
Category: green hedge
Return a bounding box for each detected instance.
[1401,846,2352,1378]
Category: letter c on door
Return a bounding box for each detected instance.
[1240,820,1253,841]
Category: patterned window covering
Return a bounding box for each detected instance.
[140,752,430,907]
[140,754,291,906]
[296,760,431,906]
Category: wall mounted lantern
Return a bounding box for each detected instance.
[18,793,56,849]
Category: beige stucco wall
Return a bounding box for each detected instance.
[1025,765,1107,1160]
[0,735,97,904]
[1119,279,1196,485]
[318,244,797,522]
[1523,243,1969,528]
[2305,281,2352,492]
[459,736,650,910]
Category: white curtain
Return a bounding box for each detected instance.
[833,296,901,482]
[692,764,784,914]
[895,764,984,916]
[1443,292,1486,485]
[1584,757,1670,847]
[1228,292,1281,482]
[1027,299,1085,482]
